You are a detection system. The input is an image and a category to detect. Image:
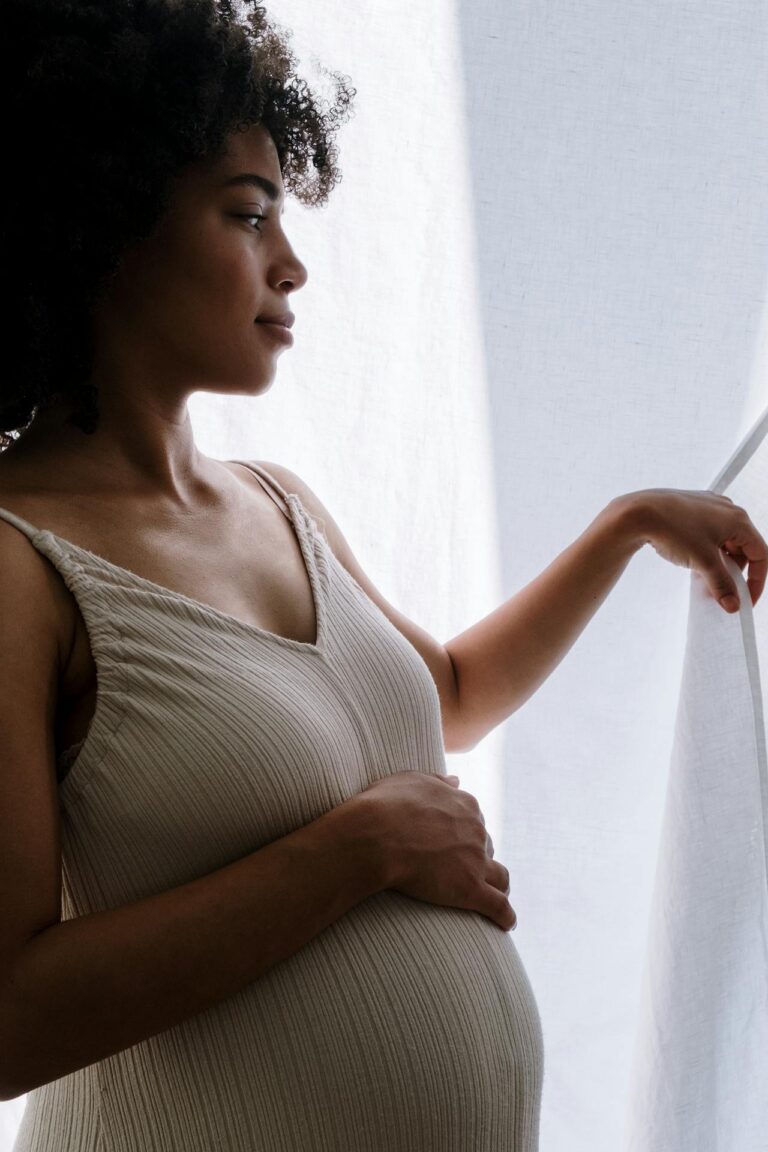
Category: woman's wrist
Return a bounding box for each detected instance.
[328,791,393,895]
[603,491,656,553]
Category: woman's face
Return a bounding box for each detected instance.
[92,122,308,403]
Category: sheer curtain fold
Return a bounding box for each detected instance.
[623,407,768,1152]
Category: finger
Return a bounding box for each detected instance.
[722,550,749,572]
[710,552,742,611]
[486,857,509,893]
[487,888,516,931]
[721,530,768,605]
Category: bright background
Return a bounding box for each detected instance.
[3,1,767,1148]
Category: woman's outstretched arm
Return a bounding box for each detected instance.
[446,498,643,751]
[445,489,766,752]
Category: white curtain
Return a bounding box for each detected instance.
[623,410,768,1150]
[2,1,767,1148]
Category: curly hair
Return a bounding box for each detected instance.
[1,0,355,448]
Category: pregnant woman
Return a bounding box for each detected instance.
[0,3,764,1150]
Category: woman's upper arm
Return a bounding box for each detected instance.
[0,522,66,999]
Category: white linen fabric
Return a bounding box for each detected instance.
[623,408,768,1151]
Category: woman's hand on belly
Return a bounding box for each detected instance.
[356,772,517,932]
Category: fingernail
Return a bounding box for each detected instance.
[720,594,739,612]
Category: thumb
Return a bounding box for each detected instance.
[714,563,740,612]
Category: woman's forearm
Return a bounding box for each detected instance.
[446,496,646,752]
[0,794,384,1101]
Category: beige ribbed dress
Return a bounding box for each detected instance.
[5,461,544,1151]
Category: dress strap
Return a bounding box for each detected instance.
[227,460,293,521]
[0,505,44,541]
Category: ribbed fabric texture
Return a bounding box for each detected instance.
[4,461,544,1151]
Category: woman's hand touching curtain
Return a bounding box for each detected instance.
[616,489,767,613]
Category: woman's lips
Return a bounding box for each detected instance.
[256,320,294,346]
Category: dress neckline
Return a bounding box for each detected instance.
[11,490,328,656]
[49,489,324,655]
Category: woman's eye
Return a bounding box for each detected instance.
[239,214,267,233]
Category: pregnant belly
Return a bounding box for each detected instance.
[99,891,545,1152]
